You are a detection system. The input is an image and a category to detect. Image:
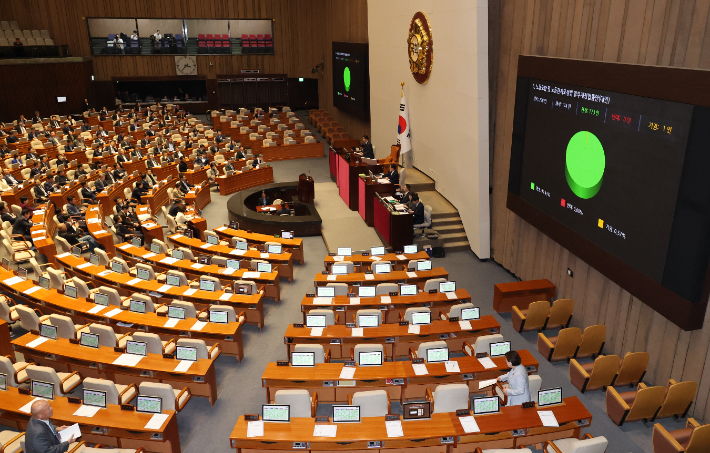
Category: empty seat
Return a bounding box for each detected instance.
[543,434,608,453]
[89,324,132,348]
[0,355,30,387]
[656,380,698,420]
[352,344,385,364]
[355,309,382,327]
[375,283,398,295]
[26,365,82,397]
[652,418,710,453]
[512,300,550,332]
[176,338,221,360]
[138,382,191,412]
[132,331,176,355]
[537,327,582,362]
[606,383,666,426]
[307,309,337,326]
[441,302,475,320]
[326,282,349,296]
[412,340,448,363]
[0,430,23,453]
[545,298,574,330]
[575,324,607,359]
[463,334,505,356]
[40,29,50,39]
[273,389,317,417]
[570,354,621,393]
[614,351,650,387]
[31,30,41,38]
[402,307,431,324]
[15,305,50,332]
[48,314,90,340]
[293,344,329,363]
[426,383,469,414]
[83,377,137,405]
[350,390,390,418]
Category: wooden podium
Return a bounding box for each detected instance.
[297,173,314,203]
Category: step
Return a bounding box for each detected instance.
[431,224,466,234]
[431,218,463,227]
[442,241,472,253]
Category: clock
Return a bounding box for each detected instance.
[175,56,197,76]
[407,12,433,84]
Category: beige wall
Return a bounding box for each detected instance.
[368,0,490,258]
[136,19,183,37]
[87,19,137,38]
[185,19,229,36]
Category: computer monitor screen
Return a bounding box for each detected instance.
[262,405,290,422]
[331,264,348,275]
[168,306,185,319]
[17,267,27,280]
[426,347,449,363]
[268,244,282,254]
[111,261,123,274]
[281,231,293,239]
[226,259,240,269]
[166,274,181,286]
[129,300,146,314]
[93,292,109,307]
[131,237,142,247]
[416,260,432,271]
[461,307,480,321]
[80,332,100,348]
[305,315,326,328]
[411,311,431,325]
[316,286,335,297]
[64,284,77,299]
[332,405,360,423]
[136,395,162,413]
[370,246,385,256]
[40,323,57,340]
[176,346,198,362]
[57,96,67,103]
[235,241,248,250]
[32,380,54,400]
[358,286,376,297]
[257,262,272,273]
[439,281,456,293]
[403,245,417,254]
[83,389,107,408]
[538,388,563,407]
[0,373,6,391]
[402,402,431,420]
[89,253,99,266]
[71,245,82,257]
[490,341,511,358]
[473,396,500,415]
[358,351,382,366]
[150,244,161,254]
[209,310,228,324]
[337,247,352,256]
[126,340,147,356]
[206,235,218,245]
[290,351,315,367]
[39,276,50,289]
[400,284,417,296]
[358,314,379,327]
[171,249,184,259]
[200,280,216,292]
[136,268,151,281]
[373,263,390,274]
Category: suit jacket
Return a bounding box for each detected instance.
[6,135,18,144]
[178,161,188,172]
[500,365,532,406]
[257,196,270,206]
[25,417,70,453]
[81,187,97,203]
[361,142,374,159]
[116,154,129,164]
[94,179,105,192]
[4,175,19,186]
[132,150,143,159]
[34,184,48,199]
[177,180,192,193]
[49,120,60,128]
[411,202,425,225]
[48,137,60,145]
[1,212,17,225]
[146,158,159,168]
[16,124,27,134]
[386,170,399,185]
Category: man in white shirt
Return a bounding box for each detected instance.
[130,30,138,41]
[114,34,124,55]
[154,30,162,40]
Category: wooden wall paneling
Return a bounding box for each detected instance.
[671,330,693,381]
[656,322,682,385]
[633,302,655,352]
[685,0,710,67]
[619,0,648,63]
[621,297,642,354]
[659,0,682,66]
[671,0,698,67]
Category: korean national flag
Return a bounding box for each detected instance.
[397,96,412,160]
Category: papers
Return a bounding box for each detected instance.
[364,274,374,280]
[191,263,205,269]
[333,255,344,262]
[313,425,337,437]
[126,278,143,285]
[112,354,143,367]
[171,234,184,239]
[406,272,417,278]
[157,284,172,293]
[142,252,157,259]
[310,327,323,337]
[349,297,360,305]
[118,244,132,250]
[88,219,101,224]
[174,360,193,372]
[412,363,429,376]
[216,226,227,231]
[538,411,559,427]
[160,257,179,264]
[370,256,382,261]
[242,271,261,279]
[246,420,264,438]
[77,263,92,269]
[57,252,70,258]
[313,297,332,305]
[26,336,49,348]
[445,361,461,373]
[222,267,237,275]
[94,229,107,235]
[145,413,169,430]
[459,320,473,330]
[458,416,480,433]
[23,286,42,295]
[3,276,23,286]
[191,321,207,331]
[218,293,232,301]
[142,223,157,229]
[385,420,404,438]
[407,325,420,335]
[326,275,337,281]
[351,327,363,337]
[33,236,46,241]
[200,243,212,249]
[73,405,101,417]
[104,308,123,318]
[477,356,497,369]
[479,379,498,390]
[116,322,133,328]
[339,366,356,379]
[97,270,112,277]
[183,288,198,296]
[376,178,390,184]
[380,296,391,304]
[19,398,43,413]
[58,423,82,442]
[229,249,246,256]
[164,318,180,328]
[396,255,407,260]
[260,253,269,258]
[87,305,105,314]
[446,292,458,300]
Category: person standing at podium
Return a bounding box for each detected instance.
[360,135,374,159]
[496,351,532,406]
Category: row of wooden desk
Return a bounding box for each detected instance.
[215,226,304,264]
[323,251,431,270]
[217,166,275,196]
[313,268,449,288]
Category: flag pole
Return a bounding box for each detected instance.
[401,81,404,98]
[400,82,405,167]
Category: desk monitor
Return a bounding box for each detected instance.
[176,346,198,362]
[426,347,449,363]
[461,307,480,321]
[89,253,99,266]
[373,263,391,274]
[83,389,107,408]
[316,286,335,297]
[262,404,290,422]
[290,351,315,367]
[168,306,186,320]
[80,332,100,348]
[229,221,239,230]
[306,314,326,328]
[403,402,431,420]
[1,258,8,270]
[490,341,511,358]
[257,262,272,273]
[71,245,82,257]
[0,373,6,391]
[403,244,418,254]
[411,311,432,326]
[111,261,123,274]
[281,231,293,239]
[40,323,57,340]
[32,380,54,400]
[371,246,385,256]
[337,247,352,256]
[136,267,151,281]
[268,244,282,254]
[358,351,383,366]
[358,286,376,297]
[226,259,240,269]
[129,299,146,314]
[136,395,162,414]
[131,237,142,247]
[358,314,379,328]
[39,276,50,290]
[331,264,348,275]
[200,279,216,292]
[332,405,360,423]
[538,388,563,407]
[439,281,456,293]
[171,249,184,260]
[473,396,500,415]
[400,284,417,296]
[17,267,27,281]
[94,292,109,307]
[206,235,219,245]
[416,260,432,271]
[166,274,181,287]
[150,243,161,254]
[235,241,248,250]
[64,285,77,299]
[209,310,228,324]
[235,284,252,295]
[126,340,147,356]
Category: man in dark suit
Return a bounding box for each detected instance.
[30,161,43,178]
[360,135,374,159]
[24,399,76,453]
[80,181,97,204]
[146,153,160,168]
[177,156,188,173]
[3,170,20,187]
[6,131,18,144]
[62,122,72,135]
[235,146,246,160]
[161,150,174,164]
[0,203,17,225]
[131,147,144,159]
[408,194,425,226]
[177,175,192,195]
[384,165,399,185]
[12,209,34,242]
[16,121,27,135]
[32,111,42,123]
[48,116,61,129]
[34,182,49,203]
[257,190,270,207]
[276,202,290,215]
[116,150,129,165]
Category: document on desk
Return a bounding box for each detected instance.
[230,249,246,256]
[174,360,193,373]
[351,327,363,337]
[406,272,417,278]
[260,253,270,258]
[126,278,143,285]
[200,243,212,249]
[446,292,458,300]
[385,420,404,437]
[19,398,43,413]
[56,253,71,259]
[242,272,261,279]
[407,325,420,334]
[142,223,157,229]
[216,226,227,232]
[246,420,264,437]
[219,292,232,301]
[396,255,407,260]
[380,296,391,304]
[104,308,123,318]
[87,304,105,314]
[333,256,344,262]
[94,229,107,235]
[477,356,497,369]
[445,361,461,373]
[538,411,559,427]
[160,257,179,264]
[412,363,429,376]
[142,253,157,259]
[349,297,360,305]
[222,267,237,275]
[310,327,323,337]
[164,318,180,328]
[191,321,207,331]
[370,256,382,261]
[112,354,143,367]
[26,336,49,348]
[76,263,92,269]
[157,284,172,293]
[145,413,169,430]
[58,423,82,442]
[479,379,498,390]
[23,286,42,295]
[339,366,356,379]
[364,274,375,280]
[191,263,205,269]
[171,234,184,239]
[73,405,101,417]
[98,270,112,277]
[3,276,23,286]
[326,275,337,281]
[458,416,480,433]
[183,288,198,296]
[313,297,332,305]
[118,244,132,250]
[458,320,473,330]
[313,425,337,437]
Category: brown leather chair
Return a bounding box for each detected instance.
[613,351,650,387]
[378,144,401,166]
[569,354,620,393]
[656,379,698,420]
[537,327,582,362]
[575,325,607,359]
[545,298,574,330]
[606,382,666,426]
[653,418,710,453]
[512,300,550,332]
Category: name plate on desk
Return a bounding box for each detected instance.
[449,317,459,322]
[322,271,329,275]
[120,404,134,411]
[277,360,289,366]
[157,311,167,317]
[521,401,536,409]
[412,358,424,364]
[114,347,126,353]
[244,414,259,421]
[69,338,79,345]
[365,271,373,274]
[429,289,437,294]
[456,409,471,416]
[315,416,330,423]
[163,353,174,359]
[346,323,356,328]
[293,323,304,328]
[347,293,356,297]
[328,253,336,256]
[306,293,315,297]
[362,252,370,256]
[67,397,82,404]
[476,353,488,358]
[344,361,356,367]
[398,321,408,326]
[18,388,30,395]
[389,292,398,296]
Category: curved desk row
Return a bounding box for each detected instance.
[323,251,431,271]
[215,226,304,264]
[313,268,449,288]
[217,166,275,196]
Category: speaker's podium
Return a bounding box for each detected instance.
[297,173,314,203]
[373,193,413,252]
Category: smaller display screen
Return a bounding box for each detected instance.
[257,262,272,273]
[268,244,282,254]
[281,231,292,239]
[358,314,379,327]
[136,395,162,413]
[129,300,146,314]
[89,254,99,265]
[411,311,431,325]
[0,373,6,391]
[403,245,417,254]
[426,347,449,363]
[39,276,50,289]
[172,249,184,259]
[317,286,335,297]
[65,285,77,299]
[168,306,186,319]
[373,263,391,274]
[403,402,430,420]
[538,388,563,407]
[331,264,348,275]
[416,260,432,271]
[206,235,219,245]
[358,351,382,366]
[83,389,107,408]
[439,281,456,293]
[136,268,151,281]
[332,405,360,423]
[111,261,123,274]
[131,237,142,247]
[235,241,248,250]
[371,246,385,256]
[490,341,511,358]
[337,247,352,256]
[358,286,376,297]
[400,284,417,296]
[262,404,289,422]
[209,310,228,324]
[290,351,315,367]
[200,280,216,291]
[461,307,480,321]
[473,396,500,415]
[72,246,82,257]
[40,324,57,340]
[32,380,54,400]
[176,346,198,362]
[227,259,240,269]
[166,274,181,286]
[306,315,326,328]
[80,332,100,348]
[150,244,161,254]
[94,292,109,307]
[126,340,147,356]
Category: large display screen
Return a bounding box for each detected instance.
[332,42,369,118]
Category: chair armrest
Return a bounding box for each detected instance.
[473,449,483,453]
[73,323,91,333]
[537,333,555,361]
[439,311,448,321]
[14,362,31,383]
[408,348,417,361]
[652,423,684,453]
[668,378,678,387]
[398,312,404,322]
[569,359,591,393]
[511,305,525,332]
[325,349,331,363]
[60,371,82,393]
[154,302,168,311]
[118,382,138,404]
[462,340,473,357]
[175,386,191,412]
[425,388,433,403]
[208,343,221,360]
[116,332,132,345]
[543,441,564,453]
[4,354,15,364]
[387,392,391,413]
[196,307,209,318]
[33,308,44,317]
[350,348,354,361]
[334,313,339,324]
[581,433,594,440]
[688,417,701,429]
[162,337,177,353]
[65,441,86,453]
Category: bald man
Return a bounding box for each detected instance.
[25,399,76,453]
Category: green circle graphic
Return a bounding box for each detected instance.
[344,67,351,92]
[565,131,605,199]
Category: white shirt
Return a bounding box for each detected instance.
[114,38,123,49]
[154,33,162,40]
[130,34,138,40]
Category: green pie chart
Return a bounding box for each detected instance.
[344,67,351,92]
[565,131,605,199]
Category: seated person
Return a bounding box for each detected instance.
[9,155,22,167]
[94,174,107,192]
[57,215,101,253]
[145,169,158,186]
[113,214,144,245]
[55,154,69,167]
[39,156,51,172]
[175,205,199,237]
[65,196,86,218]
[384,165,399,185]
[176,175,192,196]
[276,202,290,215]
[224,159,236,173]
[80,181,97,204]
[131,182,147,204]
[398,184,413,206]
[251,155,263,168]
[54,170,69,187]
[256,190,270,206]
[177,156,189,173]
[3,169,21,187]
[29,162,43,178]
[168,199,185,217]
[18,196,32,211]
[120,204,141,228]
[408,194,425,226]
[11,209,34,243]
[33,182,49,204]
[0,202,17,225]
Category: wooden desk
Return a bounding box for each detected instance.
[229,397,592,452]
[184,183,211,211]
[30,204,57,264]
[97,174,141,217]
[256,142,323,161]
[284,316,500,360]
[137,205,166,244]
[85,205,115,256]
[256,203,293,213]
[13,333,219,405]
[122,158,148,175]
[0,319,12,356]
[332,149,383,211]
[493,280,556,313]
[181,166,209,186]
[359,175,396,226]
[323,251,431,271]
[0,387,180,453]
[152,163,180,182]
[214,226,304,264]
[144,180,176,214]
[260,350,539,404]
[373,195,413,253]
[217,166,275,196]
[313,268,449,288]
